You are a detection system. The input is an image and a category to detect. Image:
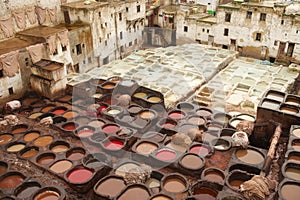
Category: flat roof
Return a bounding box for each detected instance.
[18,26,67,39]
[61,0,109,10]
[56,23,90,31]
[0,37,40,56]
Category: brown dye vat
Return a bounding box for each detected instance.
[188,116,206,127]
[94,176,126,198]
[50,160,72,174]
[28,112,43,119]
[139,110,156,119]
[202,168,225,183]
[11,124,28,134]
[292,140,300,151]
[66,148,86,161]
[190,180,222,200]
[0,172,25,189]
[196,108,213,118]
[292,128,300,138]
[23,131,40,142]
[50,141,70,153]
[33,136,53,147]
[150,194,173,200]
[279,181,300,200]
[20,147,39,158]
[41,105,56,113]
[33,190,60,200]
[136,141,158,155]
[102,83,115,89]
[58,95,72,102]
[280,105,299,114]
[62,111,78,119]
[15,182,41,199]
[287,152,300,162]
[0,134,13,145]
[117,185,150,200]
[283,163,300,181]
[227,170,253,191]
[235,149,264,165]
[0,162,8,175]
[179,153,204,170]
[162,174,187,193]
[36,153,55,165]
[30,100,45,108]
[285,96,300,106]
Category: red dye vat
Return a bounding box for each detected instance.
[163,122,176,129]
[189,145,210,157]
[102,125,120,134]
[67,168,93,183]
[53,109,65,115]
[77,129,93,137]
[168,111,185,120]
[63,124,77,131]
[104,140,124,150]
[155,149,176,161]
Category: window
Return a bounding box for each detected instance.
[62,45,67,52]
[281,20,284,25]
[255,33,261,41]
[129,41,132,46]
[0,70,3,78]
[202,28,205,32]
[246,11,252,19]
[107,34,110,39]
[126,7,128,12]
[88,57,92,63]
[225,13,231,22]
[224,28,229,36]
[120,46,124,53]
[82,44,85,48]
[25,58,29,66]
[207,29,209,33]
[296,30,299,34]
[8,87,13,95]
[99,12,101,17]
[76,44,82,55]
[83,60,86,64]
[103,56,109,65]
[274,41,278,46]
[53,49,58,55]
[120,31,123,39]
[137,5,141,13]
[105,22,107,27]
[184,26,188,32]
[119,13,122,21]
[129,28,131,33]
[169,17,174,23]
[105,40,107,46]
[260,13,266,21]
[134,39,137,45]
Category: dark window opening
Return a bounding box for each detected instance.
[53,49,58,55]
[225,13,231,22]
[25,58,29,66]
[129,41,132,46]
[119,13,122,21]
[99,12,101,17]
[202,28,205,32]
[120,31,123,39]
[82,44,85,48]
[83,60,86,64]
[88,57,92,63]
[103,56,109,65]
[222,45,228,49]
[274,41,278,46]
[207,29,209,33]
[134,39,137,44]
[62,45,67,52]
[169,17,174,23]
[0,70,3,78]
[76,44,82,55]
[107,34,110,39]
[63,11,70,24]
[281,20,284,25]
[260,13,266,21]
[120,46,124,53]
[137,5,141,12]
[269,57,276,63]
[126,7,129,12]
[246,11,252,19]
[184,26,188,32]
[105,41,107,46]
[8,87,13,95]
[255,33,261,41]
[224,28,229,36]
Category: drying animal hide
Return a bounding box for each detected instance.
[47,35,57,55]
[12,10,26,29]
[26,7,37,24]
[35,6,47,24]
[26,44,45,63]
[0,17,15,38]
[57,30,69,47]
[0,51,20,77]
[231,131,249,149]
[47,7,57,23]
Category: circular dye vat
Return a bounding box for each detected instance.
[28,112,43,119]
[189,144,211,157]
[280,106,299,114]
[208,123,223,132]
[229,118,242,128]
[33,136,53,147]
[95,176,126,198]
[177,102,195,112]
[63,111,78,119]
[11,125,28,134]
[229,179,244,189]
[88,120,105,128]
[58,95,72,102]
[168,111,185,120]
[0,162,8,175]
[188,116,206,126]
[104,140,124,150]
[147,96,161,103]
[266,92,284,101]
[180,154,204,170]
[37,153,55,165]
[155,149,177,161]
[212,138,231,151]
[288,152,300,162]
[51,144,69,153]
[196,109,212,118]
[293,129,300,138]
[118,185,150,200]
[115,163,139,177]
[66,148,85,161]
[77,128,94,138]
[193,187,218,200]
[163,176,187,193]
[62,122,78,131]
[280,182,300,200]
[16,182,41,199]
[136,141,158,155]
[50,160,72,174]
[102,83,115,89]
[41,105,56,113]
[33,190,60,200]
[7,143,25,153]
[23,131,40,142]
[52,109,66,115]
[202,168,225,183]
[102,124,120,134]
[235,149,264,165]
[292,140,300,151]
[145,178,160,188]
[134,92,147,99]
[67,168,93,183]
[107,109,121,115]
[236,114,255,122]
[213,113,231,124]
[150,194,172,200]
[0,173,24,189]
[21,148,39,158]
[162,122,176,129]
[0,134,13,145]
[284,165,300,181]
[139,110,156,119]
[128,105,142,115]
